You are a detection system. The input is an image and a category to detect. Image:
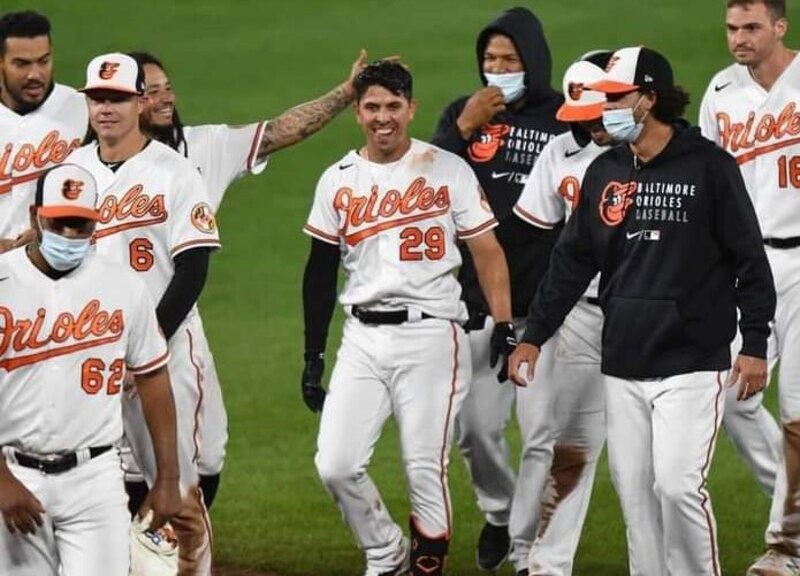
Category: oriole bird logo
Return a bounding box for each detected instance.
[98,62,120,80]
[468,123,510,163]
[61,179,84,200]
[599,181,637,226]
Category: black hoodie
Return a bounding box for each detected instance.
[522,123,776,379]
[431,7,566,318]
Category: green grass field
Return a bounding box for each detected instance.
[7,0,798,573]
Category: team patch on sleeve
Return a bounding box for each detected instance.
[191,202,217,234]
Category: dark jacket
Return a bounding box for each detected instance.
[522,123,776,378]
[431,6,566,318]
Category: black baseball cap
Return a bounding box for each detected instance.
[588,46,673,94]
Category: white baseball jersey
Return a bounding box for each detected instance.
[304,138,497,322]
[181,122,268,212]
[68,140,221,302]
[699,56,800,238]
[0,83,87,238]
[0,248,168,454]
[513,131,605,298]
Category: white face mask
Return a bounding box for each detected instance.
[602,95,648,144]
[38,225,92,271]
[485,71,526,103]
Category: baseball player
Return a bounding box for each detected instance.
[301,61,513,576]
[698,1,800,573]
[511,52,614,576]
[430,8,566,572]
[0,10,87,251]
[509,46,776,576]
[127,49,369,510]
[68,52,221,576]
[0,163,180,576]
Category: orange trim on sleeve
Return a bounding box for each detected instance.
[303,224,340,245]
[128,350,170,375]
[170,239,221,257]
[246,121,267,172]
[456,218,498,239]
[513,205,559,229]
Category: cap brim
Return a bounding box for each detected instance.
[556,102,605,122]
[79,85,140,95]
[587,80,639,94]
[38,206,100,221]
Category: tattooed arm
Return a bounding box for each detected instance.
[257,50,368,159]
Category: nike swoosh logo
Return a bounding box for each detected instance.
[564,149,582,158]
[491,171,511,179]
[0,276,8,282]
[626,231,643,240]
[714,81,732,92]
[338,163,354,170]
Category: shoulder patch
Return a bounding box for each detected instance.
[191,202,217,234]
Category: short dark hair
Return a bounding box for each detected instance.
[649,85,690,124]
[727,0,786,19]
[354,61,412,102]
[0,11,51,56]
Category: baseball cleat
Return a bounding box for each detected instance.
[476,521,510,571]
[747,549,800,576]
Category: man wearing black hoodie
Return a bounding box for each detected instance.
[509,47,776,576]
[431,8,565,573]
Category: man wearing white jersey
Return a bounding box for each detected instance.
[0,11,87,250]
[301,61,513,575]
[699,1,800,573]
[128,49,369,508]
[512,52,613,576]
[0,163,180,576]
[68,52,220,576]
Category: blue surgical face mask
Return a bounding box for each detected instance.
[485,71,526,103]
[602,96,648,144]
[39,226,92,271]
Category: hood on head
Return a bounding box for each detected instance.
[475,6,555,105]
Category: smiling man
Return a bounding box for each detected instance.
[0,11,87,252]
[301,60,512,576]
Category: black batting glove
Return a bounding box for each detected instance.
[490,321,518,383]
[301,350,326,413]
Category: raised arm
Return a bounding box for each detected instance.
[258,50,368,158]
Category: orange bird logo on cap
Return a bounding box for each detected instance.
[568,82,584,101]
[62,179,85,200]
[605,56,620,73]
[99,62,120,80]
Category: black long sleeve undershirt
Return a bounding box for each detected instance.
[302,238,340,354]
[157,247,211,341]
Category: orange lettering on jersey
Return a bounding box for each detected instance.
[717,103,800,165]
[0,131,83,195]
[0,300,125,372]
[94,184,168,239]
[333,177,451,245]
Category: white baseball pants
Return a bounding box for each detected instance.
[315,317,469,574]
[605,371,725,576]
[0,450,129,576]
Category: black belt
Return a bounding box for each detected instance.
[764,237,800,249]
[351,305,434,325]
[584,296,601,307]
[7,445,112,474]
